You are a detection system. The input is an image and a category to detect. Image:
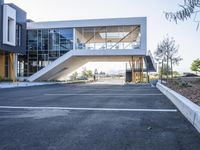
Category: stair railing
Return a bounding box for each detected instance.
[148,50,157,71]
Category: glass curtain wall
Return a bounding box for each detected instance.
[19,25,141,77]
[17,54,28,77]
[75,25,141,50]
[26,28,73,76]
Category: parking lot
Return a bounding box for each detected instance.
[0,83,200,150]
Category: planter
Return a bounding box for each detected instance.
[157,82,200,133]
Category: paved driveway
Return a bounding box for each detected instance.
[0,84,199,150]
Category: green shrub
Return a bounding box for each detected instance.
[178,81,192,88]
[167,78,192,88]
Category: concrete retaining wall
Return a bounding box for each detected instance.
[157,82,200,133]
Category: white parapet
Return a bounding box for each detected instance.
[3,4,16,46]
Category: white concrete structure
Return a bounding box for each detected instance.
[26,17,155,81]
[27,17,147,52]
[157,82,200,133]
[0,82,54,89]
[3,4,16,46]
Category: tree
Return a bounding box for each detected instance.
[165,0,200,30]
[191,58,200,74]
[154,36,182,80]
[171,56,183,78]
[159,64,171,77]
[94,68,98,75]
[81,68,93,79]
[159,65,180,77]
[70,72,78,80]
[86,70,93,78]
[173,71,181,77]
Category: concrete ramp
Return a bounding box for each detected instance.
[28,49,144,82]
[28,51,87,81]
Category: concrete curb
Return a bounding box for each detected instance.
[0,82,58,89]
[156,82,200,134]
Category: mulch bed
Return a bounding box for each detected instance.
[164,79,200,106]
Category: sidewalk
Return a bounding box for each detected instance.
[0,82,54,89]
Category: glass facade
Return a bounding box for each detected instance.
[18,25,141,77]
[75,25,141,50]
[17,54,28,77]
[23,28,73,76]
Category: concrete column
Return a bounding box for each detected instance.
[73,28,76,50]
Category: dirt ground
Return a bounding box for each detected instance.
[164,78,200,106]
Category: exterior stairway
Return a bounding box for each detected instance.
[144,51,157,72]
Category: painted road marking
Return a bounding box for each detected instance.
[0,106,177,112]
[44,93,163,96]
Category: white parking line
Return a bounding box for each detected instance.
[44,93,163,96]
[0,106,177,112]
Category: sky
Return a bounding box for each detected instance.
[5,0,200,74]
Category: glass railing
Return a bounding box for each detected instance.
[75,42,141,50]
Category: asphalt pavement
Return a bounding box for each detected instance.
[0,83,199,150]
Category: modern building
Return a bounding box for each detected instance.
[0,0,26,81]
[23,17,156,82]
[0,0,156,83]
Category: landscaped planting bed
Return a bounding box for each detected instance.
[164,78,200,106]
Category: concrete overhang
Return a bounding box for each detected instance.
[27,17,147,29]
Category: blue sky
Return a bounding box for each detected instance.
[5,0,200,73]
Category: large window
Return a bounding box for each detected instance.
[27,30,37,50]
[5,54,9,78]
[25,25,141,77]
[27,28,73,76]
[75,25,141,50]
[49,29,60,51]
[17,55,28,77]
[7,19,11,42]
[60,28,73,51]
[42,29,49,50]
[16,24,22,46]
[7,17,15,44]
